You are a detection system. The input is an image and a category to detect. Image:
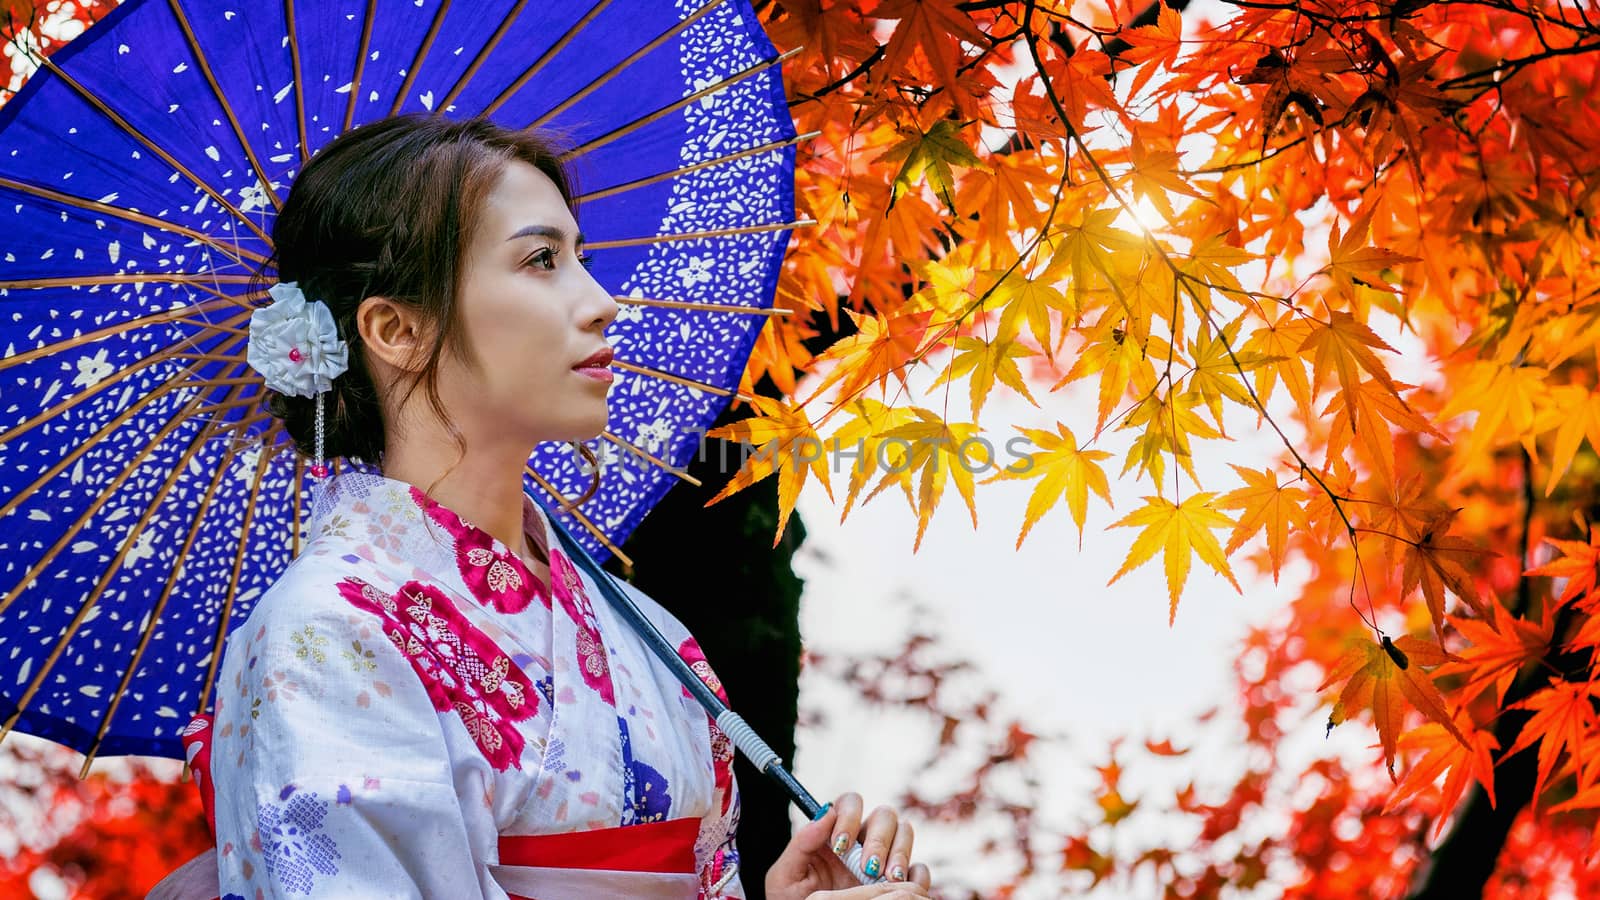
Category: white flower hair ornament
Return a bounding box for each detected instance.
[246,281,349,478]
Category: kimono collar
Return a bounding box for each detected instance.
[306,464,558,615]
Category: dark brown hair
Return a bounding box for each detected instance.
[257,113,600,508]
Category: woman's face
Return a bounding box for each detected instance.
[439,160,617,446]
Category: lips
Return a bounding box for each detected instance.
[574,347,613,370]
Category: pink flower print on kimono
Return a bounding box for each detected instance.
[337,577,538,771]
[549,549,615,706]
[679,638,736,815]
[363,508,411,554]
[411,486,547,615]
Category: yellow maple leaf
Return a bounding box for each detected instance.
[861,408,982,550]
[985,423,1113,548]
[1542,384,1600,496]
[1108,493,1241,624]
[930,334,1039,420]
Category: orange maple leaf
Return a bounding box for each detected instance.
[1323,206,1417,298]
[1401,510,1491,640]
[1299,310,1400,405]
[1117,1,1185,97]
[1386,718,1499,839]
[804,307,935,404]
[1524,534,1600,608]
[873,0,990,93]
[1320,635,1467,780]
[1441,602,1553,707]
[1216,464,1309,583]
[705,396,831,546]
[1504,679,1600,806]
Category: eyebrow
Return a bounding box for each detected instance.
[505,224,585,246]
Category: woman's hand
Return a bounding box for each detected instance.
[765,792,933,900]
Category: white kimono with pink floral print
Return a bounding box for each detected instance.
[205,469,743,899]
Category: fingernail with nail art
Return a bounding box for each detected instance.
[865,856,882,878]
[832,833,849,856]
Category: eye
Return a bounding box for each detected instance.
[524,247,557,270]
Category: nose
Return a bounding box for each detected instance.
[579,264,618,332]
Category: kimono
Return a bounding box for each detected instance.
[185,468,743,899]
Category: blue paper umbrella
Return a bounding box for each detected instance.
[0,0,801,765]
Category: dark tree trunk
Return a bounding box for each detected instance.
[610,400,807,900]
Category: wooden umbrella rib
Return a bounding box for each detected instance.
[0,273,258,290]
[615,295,791,316]
[0,355,254,525]
[570,131,818,204]
[0,301,248,374]
[0,175,270,267]
[610,359,755,403]
[585,218,815,251]
[479,0,615,118]
[529,0,729,131]
[524,465,633,569]
[78,437,242,777]
[166,0,283,214]
[0,323,249,445]
[435,0,528,115]
[560,48,800,161]
[283,0,310,170]
[32,55,271,245]
[390,0,452,118]
[343,0,379,133]
[0,381,251,755]
[600,430,701,487]
[0,379,253,746]
[193,439,275,723]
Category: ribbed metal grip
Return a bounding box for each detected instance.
[715,709,781,772]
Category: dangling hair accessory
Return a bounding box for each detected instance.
[245,281,349,478]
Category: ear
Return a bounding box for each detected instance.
[356,295,430,372]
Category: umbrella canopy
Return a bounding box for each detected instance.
[0,0,801,765]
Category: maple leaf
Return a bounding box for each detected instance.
[1119,389,1221,489]
[1523,534,1600,607]
[1401,510,1491,640]
[1240,309,1314,418]
[1299,310,1400,404]
[930,334,1039,420]
[873,0,989,95]
[986,423,1113,548]
[1117,1,1185,97]
[1542,385,1600,496]
[805,307,935,404]
[873,118,986,213]
[1323,206,1417,298]
[991,269,1075,360]
[1386,719,1499,839]
[1127,143,1206,223]
[1321,635,1467,779]
[1062,836,1114,887]
[957,151,1056,255]
[1322,376,1439,486]
[705,396,831,546]
[1044,206,1145,310]
[1441,602,1553,707]
[829,398,920,519]
[1040,43,1118,131]
[862,408,983,550]
[1503,680,1600,806]
[1054,319,1162,432]
[1436,360,1551,462]
[1184,320,1277,428]
[1109,493,1241,624]
[1216,464,1309,582]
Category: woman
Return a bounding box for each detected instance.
[180,114,933,899]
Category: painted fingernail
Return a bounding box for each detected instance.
[832,833,849,855]
[865,856,882,878]
[890,865,906,881]
[811,802,832,822]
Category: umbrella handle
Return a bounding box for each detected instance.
[534,493,879,886]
